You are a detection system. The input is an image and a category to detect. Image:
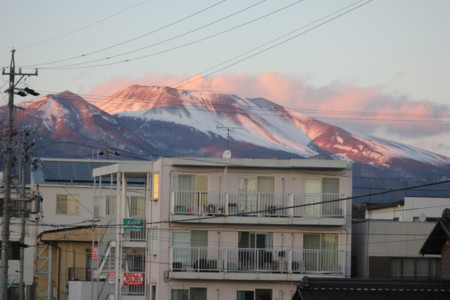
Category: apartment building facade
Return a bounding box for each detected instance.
[87,157,352,300]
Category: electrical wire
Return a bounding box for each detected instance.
[17,0,150,51]
[41,0,305,70]
[25,0,227,67]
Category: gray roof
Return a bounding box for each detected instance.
[293,277,450,300]
[420,209,450,255]
[32,159,144,185]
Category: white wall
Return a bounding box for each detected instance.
[366,197,450,221]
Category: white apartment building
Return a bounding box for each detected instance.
[80,157,352,300]
[30,158,130,300]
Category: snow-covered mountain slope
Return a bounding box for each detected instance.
[3,91,159,158]
[2,85,450,202]
[97,85,450,168]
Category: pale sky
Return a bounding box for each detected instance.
[1,0,450,156]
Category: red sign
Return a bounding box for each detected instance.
[123,272,144,286]
[91,248,98,261]
[108,272,115,285]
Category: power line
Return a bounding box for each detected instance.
[172,0,374,89]
[17,0,150,51]
[41,0,305,70]
[25,0,227,67]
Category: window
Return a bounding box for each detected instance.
[149,228,158,255]
[171,289,188,300]
[304,178,340,216]
[129,196,145,217]
[389,257,440,278]
[303,233,339,272]
[105,195,116,215]
[173,174,209,214]
[237,289,272,300]
[152,173,159,199]
[238,176,274,214]
[238,232,273,271]
[171,288,206,300]
[172,230,208,271]
[56,194,79,215]
[238,232,273,249]
[126,255,145,272]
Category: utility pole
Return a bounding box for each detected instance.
[1,49,38,300]
[19,131,32,300]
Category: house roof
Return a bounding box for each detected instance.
[32,158,145,185]
[366,200,404,211]
[292,277,450,300]
[420,208,450,255]
[38,225,105,242]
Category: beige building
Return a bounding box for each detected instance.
[35,226,104,300]
[68,157,353,300]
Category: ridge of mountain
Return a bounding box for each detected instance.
[97,85,450,168]
[1,86,450,202]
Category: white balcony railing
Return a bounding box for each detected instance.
[171,191,345,218]
[171,247,346,275]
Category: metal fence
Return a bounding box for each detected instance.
[68,268,93,281]
[172,191,345,218]
[171,247,346,274]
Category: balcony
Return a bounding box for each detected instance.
[123,218,146,247]
[170,191,346,225]
[169,247,346,281]
[68,268,93,281]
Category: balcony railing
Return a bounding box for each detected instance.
[68,268,93,281]
[123,219,146,242]
[171,191,345,218]
[171,247,346,275]
[122,282,145,295]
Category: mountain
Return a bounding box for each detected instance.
[2,85,450,202]
[0,91,160,159]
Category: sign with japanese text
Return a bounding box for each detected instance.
[123,272,144,286]
[108,272,115,285]
[91,247,98,261]
[124,218,144,232]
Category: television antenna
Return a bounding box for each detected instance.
[216,125,240,152]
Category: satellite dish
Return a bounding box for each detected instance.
[222,150,232,159]
[418,213,426,222]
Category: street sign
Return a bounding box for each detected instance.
[91,247,98,261]
[108,272,115,285]
[124,272,143,286]
[124,218,144,232]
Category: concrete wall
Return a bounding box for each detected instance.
[352,220,436,277]
[366,197,450,221]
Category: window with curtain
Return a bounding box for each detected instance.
[304,178,340,216]
[239,176,274,214]
[303,233,338,272]
[173,174,209,214]
[129,196,145,217]
[322,178,340,215]
[172,230,208,270]
[56,194,80,215]
[105,195,116,215]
